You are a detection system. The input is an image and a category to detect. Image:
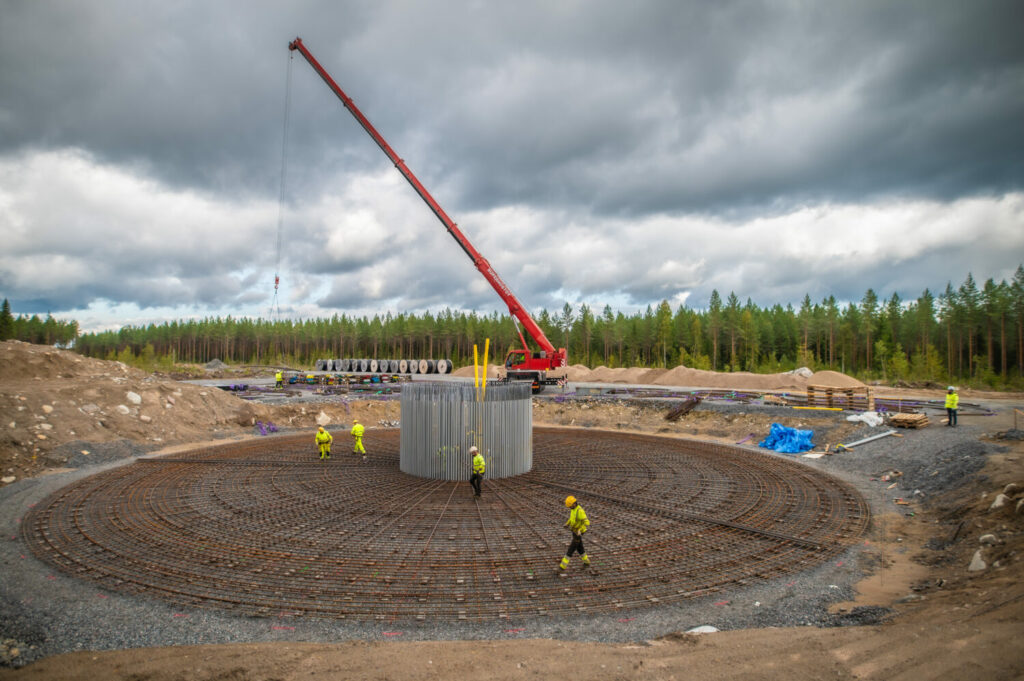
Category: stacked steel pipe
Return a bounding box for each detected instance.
[400,381,532,480]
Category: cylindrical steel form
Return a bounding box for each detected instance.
[400,381,532,480]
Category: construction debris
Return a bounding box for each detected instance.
[835,429,900,452]
[664,396,703,421]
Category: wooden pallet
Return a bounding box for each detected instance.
[889,412,930,428]
[806,385,874,411]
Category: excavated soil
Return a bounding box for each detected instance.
[1,341,1023,680]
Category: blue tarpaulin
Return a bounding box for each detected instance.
[759,422,815,453]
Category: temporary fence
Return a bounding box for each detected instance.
[400,381,532,480]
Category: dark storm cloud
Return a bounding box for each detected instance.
[3,1,1021,214]
[1,1,1022,326]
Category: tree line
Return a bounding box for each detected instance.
[0,299,79,346]
[12,266,1024,388]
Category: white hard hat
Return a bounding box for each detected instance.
[947,386,955,391]
[469,446,478,453]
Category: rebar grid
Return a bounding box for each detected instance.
[400,382,532,480]
[22,429,868,621]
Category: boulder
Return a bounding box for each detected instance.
[126,391,142,405]
[968,550,987,572]
[979,534,999,546]
[686,625,719,634]
[989,494,1010,511]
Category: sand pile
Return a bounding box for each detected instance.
[451,365,501,379]
[451,361,864,391]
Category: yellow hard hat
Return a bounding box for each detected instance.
[318,426,324,431]
[353,419,360,424]
[564,495,576,508]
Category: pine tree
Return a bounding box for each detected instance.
[0,299,13,341]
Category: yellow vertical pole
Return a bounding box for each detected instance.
[473,344,480,389]
[482,338,490,402]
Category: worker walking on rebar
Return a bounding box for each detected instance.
[945,386,959,427]
[558,495,590,573]
[275,370,283,388]
[469,446,485,497]
[351,419,366,460]
[315,426,332,460]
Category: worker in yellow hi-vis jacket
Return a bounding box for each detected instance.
[351,419,366,460]
[945,386,959,427]
[315,426,332,460]
[558,495,590,573]
[469,446,485,497]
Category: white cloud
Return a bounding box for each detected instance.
[2,147,1021,332]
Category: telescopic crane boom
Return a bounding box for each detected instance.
[289,37,567,389]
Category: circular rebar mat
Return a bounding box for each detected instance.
[23,428,869,621]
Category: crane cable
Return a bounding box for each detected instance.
[271,50,294,320]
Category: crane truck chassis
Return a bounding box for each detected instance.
[289,38,567,393]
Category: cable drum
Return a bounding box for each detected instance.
[436,359,451,374]
[423,359,436,374]
[398,359,408,373]
[408,359,419,374]
[400,381,532,480]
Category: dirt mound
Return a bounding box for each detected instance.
[564,364,591,381]
[808,370,866,388]
[451,365,500,378]
[450,361,862,391]
[0,341,271,480]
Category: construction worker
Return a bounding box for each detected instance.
[945,386,959,427]
[558,495,590,573]
[275,370,283,388]
[351,419,366,460]
[469,445,485,497]
[315,426,332,460]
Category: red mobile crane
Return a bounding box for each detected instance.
[289,38,567,392]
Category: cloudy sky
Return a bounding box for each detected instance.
[1,1,1022,332]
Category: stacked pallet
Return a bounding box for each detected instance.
[889,412,930,428]
[806,385,874,410]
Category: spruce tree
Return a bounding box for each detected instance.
[0,299,13,341]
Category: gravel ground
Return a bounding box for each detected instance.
[0,407,998,667]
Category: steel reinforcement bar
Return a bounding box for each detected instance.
[22,428,868,621]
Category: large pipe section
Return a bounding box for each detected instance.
[314,357,454,374]
[400,381,532,480]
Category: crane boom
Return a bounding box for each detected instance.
[288,38,564,370]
